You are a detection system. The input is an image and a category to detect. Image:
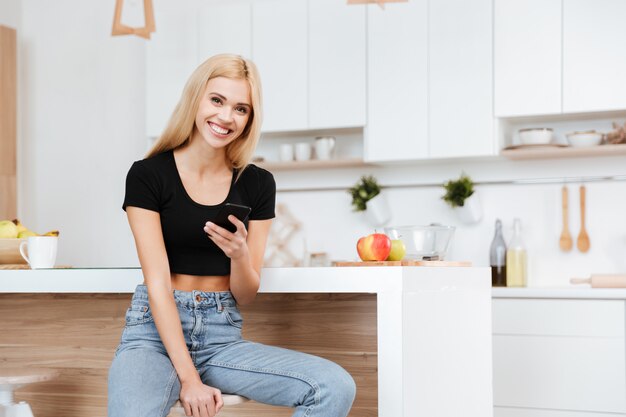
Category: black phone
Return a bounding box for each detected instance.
[212,203,252,233]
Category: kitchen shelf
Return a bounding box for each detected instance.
[500,143,626,160]
[256,158,369,171]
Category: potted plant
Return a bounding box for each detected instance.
[442,173,483,224]
[348,175,391,226]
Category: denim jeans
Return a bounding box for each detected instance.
[108,285,356,417]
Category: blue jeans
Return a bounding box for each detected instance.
[108,285,356,417]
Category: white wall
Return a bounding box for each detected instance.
[18,0,146,266]
[0,0,19,28]
[13,0,626,287]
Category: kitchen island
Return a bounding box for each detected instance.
[0,266,492,417]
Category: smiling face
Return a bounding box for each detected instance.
[192,76,252,150]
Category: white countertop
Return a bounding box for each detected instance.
[1,267,624,299]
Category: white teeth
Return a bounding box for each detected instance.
[209,122,229,135]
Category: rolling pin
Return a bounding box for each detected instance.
[570,274,626,288]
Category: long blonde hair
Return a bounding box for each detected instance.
[146,54,263,177]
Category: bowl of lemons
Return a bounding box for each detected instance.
[0,219,59,264]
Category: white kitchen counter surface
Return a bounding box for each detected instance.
[0,266,488,293]
[492,287,626,300]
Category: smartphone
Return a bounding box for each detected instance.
[212,203,252,233]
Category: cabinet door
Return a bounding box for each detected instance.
[429,0,494,158]
[196,1,252,62]
[146,0,197,138]
[309,0,366,130]
[563,0,626,113]
[252,0,308,133]
[494,0,561,117]
[365,0,428,162]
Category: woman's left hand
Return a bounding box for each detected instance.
[204,216,249,260]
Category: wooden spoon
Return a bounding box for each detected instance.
[576,185,590,252]
[559,185,573,252]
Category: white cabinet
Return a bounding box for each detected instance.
[146,0,197,138]
[196,1,251,60]
[309,0,366,130]
[563,0,626,113]
[492,298,626,415]
[429,0,494,158]
[365,0,428,162]
[252,0,308,133]
[494,0,561,117]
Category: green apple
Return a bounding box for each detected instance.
[0,220,19,238]
[386,239,406,261]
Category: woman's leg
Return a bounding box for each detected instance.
[198,341,356,417]
[108,347,181,417]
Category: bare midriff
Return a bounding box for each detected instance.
[169,273,231,292]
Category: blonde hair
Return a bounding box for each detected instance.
[146,54,263,178]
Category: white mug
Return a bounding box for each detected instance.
[295,143,312,161]
[314,136,336,160]
[279,144,294,162]
[19,236,58,269]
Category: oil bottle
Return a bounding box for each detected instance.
[490,219,507,286]
[506,218,527,287]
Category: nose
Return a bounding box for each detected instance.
[217,106,234,123]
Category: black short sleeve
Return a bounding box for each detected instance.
[122,161,161,212]
[249,169,276,220]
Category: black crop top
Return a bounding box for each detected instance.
[122,150,276,276]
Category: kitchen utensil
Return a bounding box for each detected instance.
[314,136,336,160]
[519,128,553,145]
[576,185,590,253]
[570,274,626,288]
[559,186,573,252]
[0,238,27,264]
[19,236,58,269]
[294,143,312,161]
[279,144,294,161]
[383,225,455,260]
[566,130,603,147]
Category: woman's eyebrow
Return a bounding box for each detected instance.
[209,92,251,107]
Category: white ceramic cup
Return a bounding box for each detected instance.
[279,143,294,162]
[294,143,312,161]
[19,236,58,269]
[314,136,336,160]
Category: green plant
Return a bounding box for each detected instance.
[442,173,475,208]
[348,175,381,212]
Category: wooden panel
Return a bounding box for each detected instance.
[0,25,16,220]
[0,293,377,417]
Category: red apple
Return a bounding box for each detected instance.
[357,233,392,261]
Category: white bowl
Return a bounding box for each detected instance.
[566,130,602,147]
[519,128,553,145]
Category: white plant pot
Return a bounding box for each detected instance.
[456,192,483,225]
[365,192,392,227]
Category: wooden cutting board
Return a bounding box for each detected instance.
[334,260,472,267]
[0,264,72,270]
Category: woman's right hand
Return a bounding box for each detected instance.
[179,379,224,417]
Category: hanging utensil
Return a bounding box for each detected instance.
[576,185,590,252]
[559,185,573,252]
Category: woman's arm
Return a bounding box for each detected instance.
[127,207,223,417]
[204,216,273,305]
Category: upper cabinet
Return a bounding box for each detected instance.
[494,0,561,117]
[252,0,308,132]
[309,0,366,130]
[428,0,493,158]
[495,0,626,117]
[365,0,428,162]
[563,0,626,113]
[366,0,494,162]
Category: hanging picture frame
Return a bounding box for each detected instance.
[111,0,156,40]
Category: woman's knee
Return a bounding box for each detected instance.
[315,361,356,409]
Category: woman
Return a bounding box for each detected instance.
[108,54,356,417]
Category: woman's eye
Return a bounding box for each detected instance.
[236,106,248,114]
[210,97,222,104]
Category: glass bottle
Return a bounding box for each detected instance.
[490,219,507,287]
[506,218,527,287]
